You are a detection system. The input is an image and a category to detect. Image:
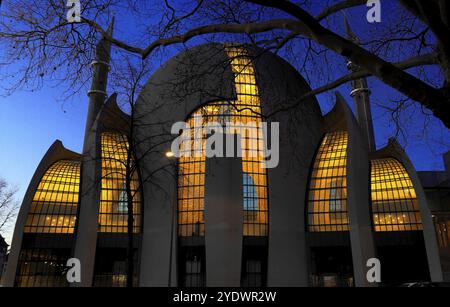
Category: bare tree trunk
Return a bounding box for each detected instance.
[126,138,134,288]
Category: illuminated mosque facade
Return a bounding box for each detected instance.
[2,22,450,287]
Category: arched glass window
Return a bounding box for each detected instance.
[371,158,423,231]
[178,46,269,237]
[307,131,349,232]
[98,132,140,233]
[24,160,80,234]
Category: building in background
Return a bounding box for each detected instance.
[419,151,450,281]
[1,23,448,286]
[0,234,8,283]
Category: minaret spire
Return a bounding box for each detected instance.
[344,16,376,152]
[83,17,114,150]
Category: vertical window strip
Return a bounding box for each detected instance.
[179,246,206,287]
[177,46,269,237]
[99,132,140,233]
[307,131,349,232]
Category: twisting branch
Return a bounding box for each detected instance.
[1,0,449,129]
[141,19,309,58]
[243,0,450,128]
[80,17,144,55]
[68,2,450,128]
[163,0,204,33]
[265,52,439,117]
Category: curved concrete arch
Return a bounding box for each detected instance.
[370,139,443,282]
[134,43,323,286]
[2,141,82,287]
[134,43,235,286]
[96,93,131,134]
[321,93,377,287]
[251,47,323,286]
[73,93,131,286]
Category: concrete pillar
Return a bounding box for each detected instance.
[204,138,243,287]
[266,120,312,286]
[397,145,444,282]
[333,94,377,287]
[72,125,101,287]
[138,157,177,286]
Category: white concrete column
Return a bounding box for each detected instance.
[204,142,243,286]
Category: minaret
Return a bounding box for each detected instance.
[74,18,114,286]
[344,17,376,152]
[83,17,114,151]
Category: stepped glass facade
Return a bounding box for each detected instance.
[2,42,446,287]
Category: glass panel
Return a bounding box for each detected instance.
[15,248,71,287]
[371,158,423,231]
[177,46,269,237]
[307,131,349,232]
[98,132,140,233]
[93,247,138,287]
[179,246,206,287]
[24,160,80,234]
[434,216,450,248]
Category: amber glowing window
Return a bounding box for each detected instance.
[15,248,71,287]
[371,158,422,231]
[177,46,269,237]
[99,132,140,233]
[434,215,450,248]
[307,131,349,232]
[24,160,80,234]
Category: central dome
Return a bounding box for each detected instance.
[135,43,321,123]
[133,43,324,286]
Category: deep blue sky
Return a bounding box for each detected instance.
[1,1,450,244]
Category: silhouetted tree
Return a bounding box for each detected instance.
[0,178,19,236]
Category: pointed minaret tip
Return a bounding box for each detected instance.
[84,16,114,140]
[343,14,360,44]
[343,14,376,152]
[106,15,115,37]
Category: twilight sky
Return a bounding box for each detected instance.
[1,1,449,244]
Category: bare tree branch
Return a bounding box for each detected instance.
[244,0,450,128]
[266,52,439,117]
[1,0,449,130]
[141,19,308,58]
[315,0,367,21]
